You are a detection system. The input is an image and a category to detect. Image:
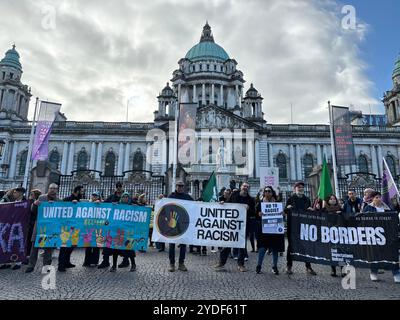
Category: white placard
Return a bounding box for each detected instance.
[259,167,279,190]
[261,202,284,234]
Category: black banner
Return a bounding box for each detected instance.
[289,210,400,269]
[332,105,356,166]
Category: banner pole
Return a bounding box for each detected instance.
[328,101,339,198]
[172,101,179,193]
[23,97,39,190]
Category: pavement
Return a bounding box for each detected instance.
[0,246,399,300]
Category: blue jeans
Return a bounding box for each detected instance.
[371,264,400,275]
[169,244,186,264]
[258,247,278,268]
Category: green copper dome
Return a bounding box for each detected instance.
[393,54,400,79]
[0,45,22,71]
[185,23,229,62]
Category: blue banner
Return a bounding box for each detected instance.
[35,202,151,251]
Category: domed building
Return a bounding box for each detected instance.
[0,24,400,204]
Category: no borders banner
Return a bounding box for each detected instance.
[152,198,247,248]
[0,201,30,264]
[289,210,400,269]
[35,202,151,251]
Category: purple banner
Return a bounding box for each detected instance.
[32,101,61,161]
[0,201,30,264]
[382,158,399,208]
[332,106,356,166]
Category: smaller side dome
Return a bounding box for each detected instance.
[0,45,22,71]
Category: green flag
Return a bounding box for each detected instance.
[202,172,218,202]
[318,158,333,200]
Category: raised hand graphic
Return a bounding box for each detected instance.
[113,229,125,248]
[60,226,72,247]
[83,229,94,247]
[38,235,48,248]
[95,229,105,248]
[71,228,80,247]
[125,230,134,250]
[105,230,113,248]
[166,210,179,229]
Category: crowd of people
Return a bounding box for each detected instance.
[0,180,399,284]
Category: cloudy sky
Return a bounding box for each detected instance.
[0,0,398,124]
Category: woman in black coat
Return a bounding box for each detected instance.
[255,187,285,275]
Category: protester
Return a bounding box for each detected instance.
[214,182,255,272]
[25,189,42,264]
[83,192,102,267]
[98,182,125,269]
[322,194,343,277]
[56,185,85,272]
[343,189,362,216]
[155,194,166,252]
[256,187,285,275]
[110,192,136,272]
[362,191,400,283]
[137,194,149,252]
[25,184,59,273]
[167,181,193,272]
[285,181,317,275]
[361,188,375,212]
[0,188,15,203]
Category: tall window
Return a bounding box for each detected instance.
[276,153,287,180]
[133,150,144,171]
[358,155,368,173]
[104,152,116,177]
[77,150,88,171]
[49,150,60,170]
[386,155,397,176]
[18,150,28,176]
[303,154,314,179]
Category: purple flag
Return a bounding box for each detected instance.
[382,157,399,208]
[0,201,30,264]
[32,101,61,161]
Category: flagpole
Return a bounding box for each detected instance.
[172,101,179,192]
[328,101,339,198]
[23,97,39,190]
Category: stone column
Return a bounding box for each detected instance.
[370,145,378,176]
[316,144,322,165]
[211,84,215,105]
[235,85,239,106]
[220,85,224,107]
[117,142,124,175]
[289,145,296,181]
[255,140,260,178]
[95,142,102,177]
[60,142,69,174]
[323,145,328,160]
[202,83,206,105]
[8,141,19,179]
[89,142,96,170]
[193,84,197,103]
[162,138,167,174]
[296,145,302,180]
[67,142,75,175]
[377,145,383,176]
[124,143,131,172]
[198,137,202,164]
[178,84,182,104]
[269,143,273,168]
[247,139,254,178]
[146,143,151,172]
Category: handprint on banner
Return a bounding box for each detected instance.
[105,230,113,248]
[113,229,125,248]
[38,228,48,248]
[70,228,80,247]
[166,210,179,229]
[60,226,71,247]
[83,229,94,247]
[125,230,135,250]
[95,229,105,248]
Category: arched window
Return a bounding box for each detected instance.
[18,150,28,176]
[133,150,144,171]
[276,153,287,180]
[49,150,60,170]
[77,150,88,171]
[303,154,314,179]
[104,152,116,177]
[386,155,397,176]
[358,155,368,173]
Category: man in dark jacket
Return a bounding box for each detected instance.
[214,182,255,272]
[58,185,85,272]
[343,189,362,216]
[285,181,316,275]
[168,181,193,272]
